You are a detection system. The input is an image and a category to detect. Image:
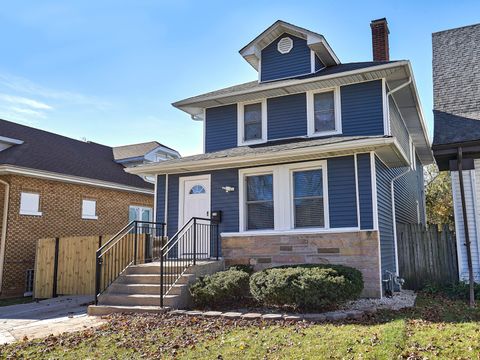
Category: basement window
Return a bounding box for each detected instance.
[19,192,42,216]
[82,199,98,220]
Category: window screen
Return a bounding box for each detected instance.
[314,91,335,133]
[246,174,273,230]
[293,169,324,228]
[244,103,262,141]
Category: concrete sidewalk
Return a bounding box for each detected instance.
[0,296,105,344]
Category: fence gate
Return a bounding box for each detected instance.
[397,223,458,290]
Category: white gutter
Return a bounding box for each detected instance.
[0,165,154,195]
[0,178,10,294]
[391,167,411,276]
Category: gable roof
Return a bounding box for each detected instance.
[239,20,340,70]
[0,119,153,190]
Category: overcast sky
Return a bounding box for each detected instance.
[1,1,479,155]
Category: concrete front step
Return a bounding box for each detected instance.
[107,283,187,295]
[99,294,179,307]
[88,305,169,316]
[117,273,196,285]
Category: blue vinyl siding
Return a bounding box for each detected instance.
[261,34,311,82]
[376,154,426,277]
[315,55,324,71]
[341,80,384,136]
[389,97,410,160]
[205,104,237,153]
[155,175,166,223]
[376,157,396,275]
[267,93,307,139]
[328,156,358,228]
[357,154,374,229]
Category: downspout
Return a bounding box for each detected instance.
[0,178,10,294]
[391,167,411,275]
[457,147,475,307]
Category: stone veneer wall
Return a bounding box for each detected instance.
[222,231,381,298]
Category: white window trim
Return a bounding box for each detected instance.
[238,160,330,233]
[82,199,98,220]
[19,192,42,216]
[306,87,342,137]
[237,99,268,146]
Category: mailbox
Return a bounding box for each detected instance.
[211,210,222,223]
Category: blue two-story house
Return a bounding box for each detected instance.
[129,19,433,298]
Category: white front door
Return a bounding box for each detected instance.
[179,175,211,258]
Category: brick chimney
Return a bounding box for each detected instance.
[370,18,390,61]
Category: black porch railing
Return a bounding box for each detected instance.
[159,217,219,307]
[95,220,166,304]
[94,218,220,307]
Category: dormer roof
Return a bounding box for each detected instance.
[239,20,340,71]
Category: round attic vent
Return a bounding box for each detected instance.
[277,37,293,54]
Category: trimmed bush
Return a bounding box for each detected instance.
[227,264,255,275]
[190,269,251,307]
[250,264,363,310]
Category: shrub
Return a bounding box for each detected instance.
[249,264,363,310]
[227,264,255,275]
[423,282,480,300]
[190,269,251,307]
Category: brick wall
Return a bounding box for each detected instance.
[222,230,381,298]
[0,175,153,297]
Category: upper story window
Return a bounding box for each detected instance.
[237,99,267,146]
[20,192,42,216]
[82,199,98,220]
[307,88,341,137]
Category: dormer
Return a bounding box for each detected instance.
[239,20,340,82]
[0,135,23,152]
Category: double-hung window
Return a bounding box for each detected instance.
[245,174,274,230]
[240,161,328,232]
[307,88,341,137]
[292,169,325,228]
[238,100,267,145]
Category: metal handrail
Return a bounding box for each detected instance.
[94,220,166,304]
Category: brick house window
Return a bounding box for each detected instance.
[19,192,42,216]
[82,199,98,220]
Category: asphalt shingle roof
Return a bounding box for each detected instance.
[0,119,153,190]
[433,111,480,146]
[141,135,385,167]
[173,61,399,107]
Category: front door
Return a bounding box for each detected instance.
[179,175,211,258]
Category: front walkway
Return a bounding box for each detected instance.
[0,296,105,344]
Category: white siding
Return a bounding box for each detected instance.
[451,169,480,281]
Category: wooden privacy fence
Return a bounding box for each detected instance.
[34,234,147,299]
[397,223,458,290]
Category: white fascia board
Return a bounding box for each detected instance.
[126,137,401,175]
[0,136,24,145]
[0,165,154,195]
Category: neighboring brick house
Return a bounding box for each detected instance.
[0,119,179,297]
[432,23,480,282]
